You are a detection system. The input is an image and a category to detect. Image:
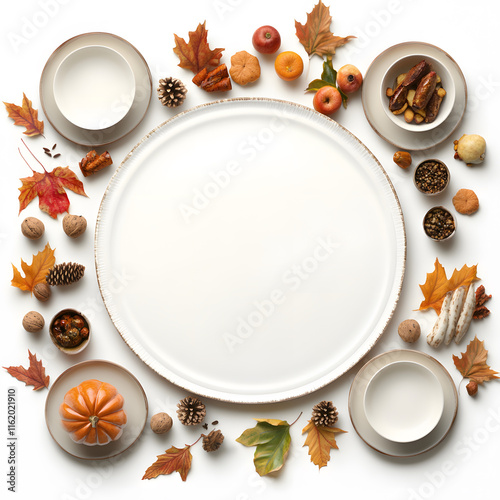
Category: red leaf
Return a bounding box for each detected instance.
[4,93,44,137]
[142,445,193,481]
[4,350,50,390]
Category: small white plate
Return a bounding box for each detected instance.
[364,360,444,443]
[53,45,135,130]
[45,360,148,460]
[40,32,152,147]
[362,42,467,150]
[349,350,458,457]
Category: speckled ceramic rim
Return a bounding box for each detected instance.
[94,97,407,404]
[44,359,148,460]
[39,32,152,147]
[348,349,459,457]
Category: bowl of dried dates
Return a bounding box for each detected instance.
[49,309,91,355]
[382,54,455,131]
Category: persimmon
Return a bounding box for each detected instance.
[274,51,304,81]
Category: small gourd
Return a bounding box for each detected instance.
[59,379,127,446]
[229,51,261,86]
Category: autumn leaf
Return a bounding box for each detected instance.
[237,417,302,476]
[11,243,55,293]
[418,258,480,314]
[4,350,49,390]
[4,93,44,137]
[142,445,193,481]
[295,1,355,58]
[302,420,347,469]
[453,336,499,385]
[173,22,224,74]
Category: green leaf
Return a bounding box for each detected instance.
[305,58,349,108]
[236,419,292,476]
[321,59,336,85]
[305,79,335,92]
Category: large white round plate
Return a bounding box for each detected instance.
[40,32,152,147]
[45,360,148,459]
[362,42,467,150]
[95,98,406,403]
[348,350,458,457]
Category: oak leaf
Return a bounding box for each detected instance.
[418,258,479,314]
[236,418,294,476]
[295,1,355,58]
[4,350,50,390]
[453,336,499,385]
[302,420,347,469]
[11,243,55,293]
[173,22,224,74]
[4,93,44,137]
[142,445,193,481]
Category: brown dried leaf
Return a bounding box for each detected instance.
[142,445,193,481]
[453,337,499,385]
[4,350,50,390]
[302,420,347,469]
[4,93,44,137]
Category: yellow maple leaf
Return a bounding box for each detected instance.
[4,93,44,137]
[302,420,347,469]
[453,337,499,384]
[11,243,55,293]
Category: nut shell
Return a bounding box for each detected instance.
[63,214,87,238]
[33,282,51,302]
[22,311,45,332]
[398,319,421,343]
[21,217,44,240]
[150,412,173,434]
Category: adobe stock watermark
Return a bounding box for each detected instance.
[223,236,340,352]
[178,113,289,223]
[407,404,500,500]
[7,0,71,54]
[212,0,246,20]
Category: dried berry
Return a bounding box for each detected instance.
[21,217,44,240]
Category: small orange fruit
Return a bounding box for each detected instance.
[274,51,304,81]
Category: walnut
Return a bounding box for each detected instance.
[150,412,173,434]
[21,217,44,240]
[33,282,51,302]
[452,188,479,215]
[229,51,261,86]
[22,311,45,333]
[63,214,87,238]
[398,319,421,343]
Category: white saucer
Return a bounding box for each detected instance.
[348,349,458,457]
[362,42,467,151]
[45,360,148,460]
[40,32,152,147]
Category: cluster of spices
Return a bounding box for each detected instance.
[414,160,449,194]
[423,206,455,240]
[51,310,89,348]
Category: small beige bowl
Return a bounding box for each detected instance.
[49,309,91,355]
[423,206,456,242]
[414,159,450,195]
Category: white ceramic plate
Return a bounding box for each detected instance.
[349,350,458,457]
[40,32,152,146]
[95,98,406,403]
[45,360,148,459]
[362,42,467,150]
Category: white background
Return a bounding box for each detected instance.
[1,0,499,498]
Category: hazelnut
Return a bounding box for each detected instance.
[21,217,44,240]
[22,311,45,332]
[150,412,173,434]
[397,319,421,343]
[466,380,478,397]
[33,282,51,302]
[63,214,87,238]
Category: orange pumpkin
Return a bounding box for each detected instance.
[59,379,127,446]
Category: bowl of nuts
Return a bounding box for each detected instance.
[49,309,91,355]
[423,206,456,242]
[414,159,450,195]
[382,54,455,132]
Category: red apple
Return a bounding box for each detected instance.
[313,86,342,115]
[252,25,281,54]
[336,64,363,94]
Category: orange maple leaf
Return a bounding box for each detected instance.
[453,337,499,384]
[4,350,50,390]
[295,1,355,58]
[418,258,480,314]
[11,243,55,293]
[173,21,224,74]
[142,445,193,481]
[302,420,346,469]
[4,93,44,137]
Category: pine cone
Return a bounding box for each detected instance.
[202,429,224,452]
[312,400,338,427]
[176,396,206,426]
[46,262,85,286]
[157,77,187,108]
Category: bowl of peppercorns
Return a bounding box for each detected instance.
[423,206,456,242]
[414,159,449,195]
[49,309,91,355]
